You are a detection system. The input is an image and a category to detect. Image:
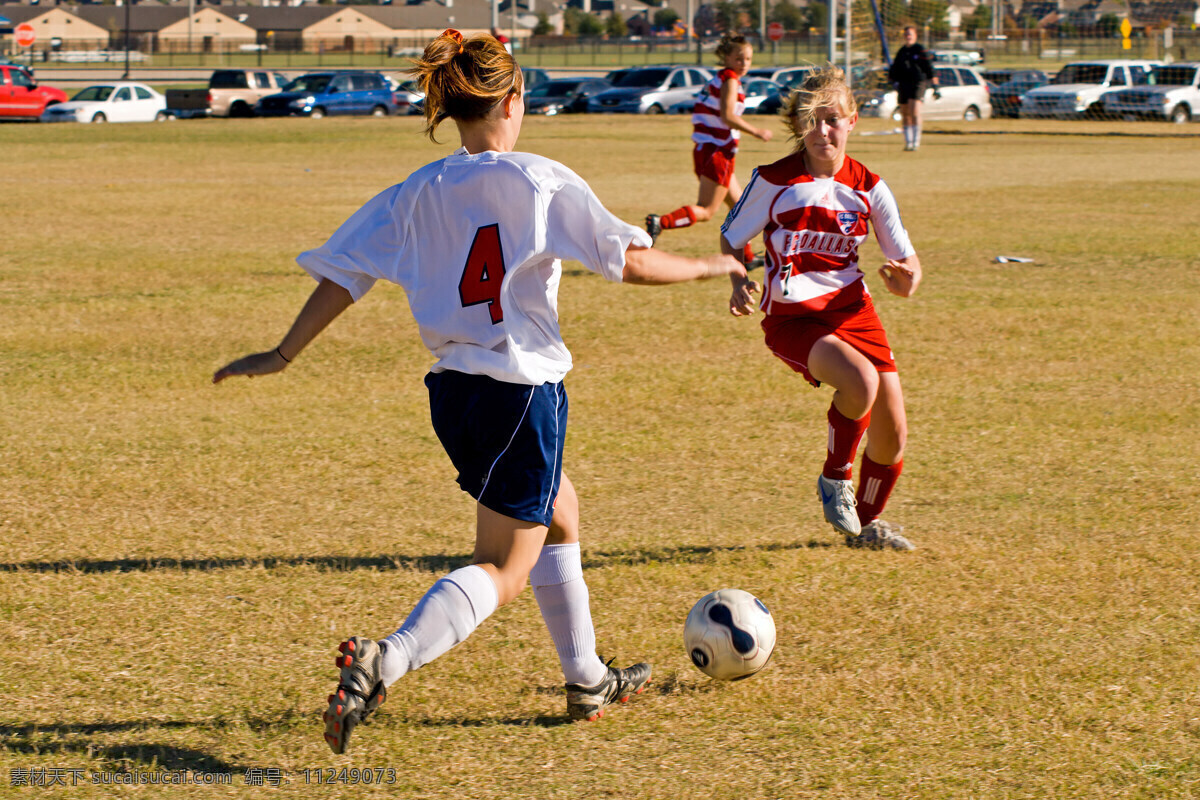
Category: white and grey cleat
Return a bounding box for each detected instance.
[817,474,861,537]
[848,519,915,551]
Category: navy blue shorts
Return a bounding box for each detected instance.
[425,370,567,527]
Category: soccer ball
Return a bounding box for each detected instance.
[684,589,776,681]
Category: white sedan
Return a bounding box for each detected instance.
[40,82,167,123]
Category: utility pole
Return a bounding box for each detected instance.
[827,0,836,65]
[843,0,850,86]
[122,0,131,79]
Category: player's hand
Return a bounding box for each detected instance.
[212,349,289,384]
[757,128,774,143]
[729,277,761,316]
[879,258,922,298]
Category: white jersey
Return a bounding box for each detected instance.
[721,152,914,316]
[297,148,651,385]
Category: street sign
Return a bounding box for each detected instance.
[767,21,785,42]
[15,22,36,48]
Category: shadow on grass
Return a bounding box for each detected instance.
[0,718,275,774]
[0,540,830,576]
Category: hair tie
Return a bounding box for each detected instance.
[442,28,465,54]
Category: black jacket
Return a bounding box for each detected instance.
[888,44,935,88]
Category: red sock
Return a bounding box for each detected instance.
[661,206,697,229]
[823,404,869,481]
[742,243,755,262]
[856,456,903,525]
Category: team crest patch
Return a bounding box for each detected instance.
[836,211,859,235]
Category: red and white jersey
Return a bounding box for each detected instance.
[297,148,651,385]
[721,152,915,316]
[691,68,744,151]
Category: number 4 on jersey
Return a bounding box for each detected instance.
[459,223,506,324]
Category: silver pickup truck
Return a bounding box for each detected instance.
[1102,62,1200,124]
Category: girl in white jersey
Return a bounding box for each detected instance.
[213,30,743,753]
[721,67,923,551]
[645,34,773,265]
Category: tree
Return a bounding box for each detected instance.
[565,7,604,36]
[606,12,628,37]
[769,0,806,31]
[654,8,680,28]
[533,12,553,35]
[965,3,992,36]
[805,1,827,31]
[909,0,951,38]
[712,0,758,32]
[1097,13,1120,36]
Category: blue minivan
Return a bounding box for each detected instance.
[256,71,398,118]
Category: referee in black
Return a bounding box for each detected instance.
[887,26,938,151]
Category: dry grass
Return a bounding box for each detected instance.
[2,114,1199,798]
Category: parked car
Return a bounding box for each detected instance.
[745,65,815,92]
[208,69,291,117]
[40,82,166,123]
[162,88,212,120]
[669,78,781,114]
[525,77,611,115]
[1020,59,1160,119]
[256,71,398,118]
[386,77,425,115]
[930,49,983,66]
[0,64,67,120]
[855,65,993,121]
[1103,62,1200,123]
[522,67,551,92]
[0,57,33,76]
[605,67,632,84]
[586,66,713,114]
[988,69,1050,118]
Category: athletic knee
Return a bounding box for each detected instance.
[493,572,529,606]
[842,369,880,418]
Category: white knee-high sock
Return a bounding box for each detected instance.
[530,543,607,688]
[378,564,499,687]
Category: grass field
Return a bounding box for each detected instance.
[2,113,1199,798]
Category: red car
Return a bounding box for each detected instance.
[0,64,68,120]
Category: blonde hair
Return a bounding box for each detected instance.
[780,66,857,150]
[714,33,751,63]
[409,29,523,142]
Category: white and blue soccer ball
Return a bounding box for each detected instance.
[684,589,776,681]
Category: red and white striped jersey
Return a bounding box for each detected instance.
[721,152,915,316]
[297,148,650,385]
[691,69,744,151]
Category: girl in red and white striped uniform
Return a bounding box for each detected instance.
[721,66,923,551]
[646,34,773,265]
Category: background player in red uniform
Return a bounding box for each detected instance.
[646,34,773,265]
[721,67,923,550]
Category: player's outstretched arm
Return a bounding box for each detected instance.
[878,255,923,298]
[213,278,354,384]
[720,79,773,142]
[622,245,745,285]
[722,235,761,316]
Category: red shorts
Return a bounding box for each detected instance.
[693,143,736,187]
[761,297,896,388]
